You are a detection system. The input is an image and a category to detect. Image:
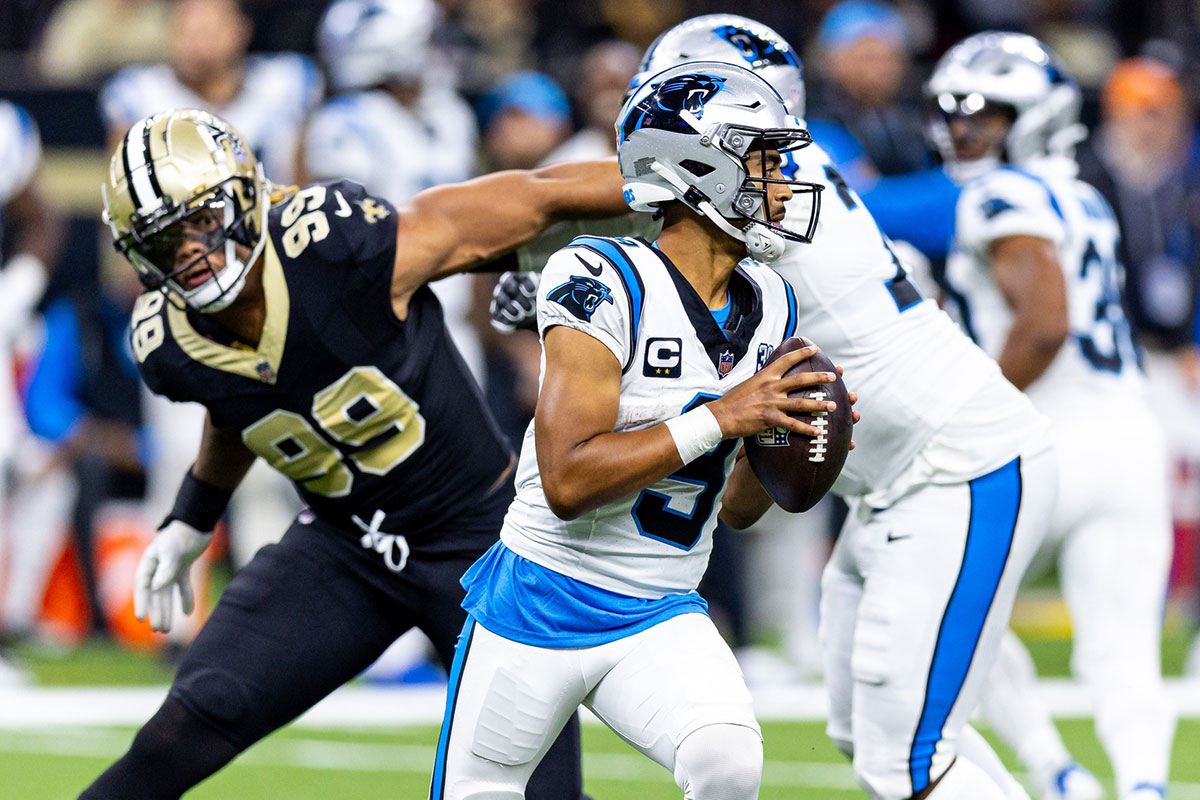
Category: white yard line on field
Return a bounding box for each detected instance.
[2,728,1200,797]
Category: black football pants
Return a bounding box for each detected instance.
[78,513,584,799]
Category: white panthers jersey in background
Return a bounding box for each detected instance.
[772,141,1044,502]
[303,86,477,201]
[945,159,1145,417]
[100,55,322,183]
[502,235,798,599]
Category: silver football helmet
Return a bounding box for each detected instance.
[633,14,806,117]
[926,31,1086,181]
[616,62,821,262]
[317,0,437,92]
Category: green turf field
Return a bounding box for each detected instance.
[3,719,1200,799]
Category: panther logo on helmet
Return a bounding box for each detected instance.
[620,73,726,141]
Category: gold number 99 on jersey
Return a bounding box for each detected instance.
[130,292,166,362]
[280,185,331,258]
[242,366,427,497]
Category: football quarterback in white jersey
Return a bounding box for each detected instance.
[99,0,321,184]
[492,16,1057,800]
[934,33,1175,800]
[433,63,848,800]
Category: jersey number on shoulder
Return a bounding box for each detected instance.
[632,394,738,550]
[281,186,331,258]
[131,292,166,362]
[241,366,426,497]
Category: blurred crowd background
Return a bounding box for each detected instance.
[3,0,1200,685]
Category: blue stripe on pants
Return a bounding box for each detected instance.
[908,457,1022,794]
[429,616,476,800]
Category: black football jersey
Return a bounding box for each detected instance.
[130,180,513,543]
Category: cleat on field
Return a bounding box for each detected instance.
[1041,762,1103,800]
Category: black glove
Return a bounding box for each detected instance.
[490,271,541,333]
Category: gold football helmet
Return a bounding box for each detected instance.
[102,109,270,312]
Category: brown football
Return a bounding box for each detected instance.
[743,336,853,512]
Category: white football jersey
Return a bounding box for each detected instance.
[770,141,1043,500]
[502,235,799,599]
[944,159,1144,417]
[301,85,484,379]
[99,55,322,183]
[303,86,478,201]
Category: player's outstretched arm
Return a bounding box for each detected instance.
[389,159,627,313]
[536,327,838,520]
[134,415,257,632]
[990,234,1069,389]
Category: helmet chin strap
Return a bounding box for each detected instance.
[649,162,787,262]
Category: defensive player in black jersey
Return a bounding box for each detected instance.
[79,109,627,799]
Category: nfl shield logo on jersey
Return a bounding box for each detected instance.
[719,349,734,376]
[255,359,275,383]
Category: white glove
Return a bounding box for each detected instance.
[133,520,212,633]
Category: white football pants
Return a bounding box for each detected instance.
[431,611,762,799]
[821,450,1056,800]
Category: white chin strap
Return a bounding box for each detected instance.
[649,162,787,263]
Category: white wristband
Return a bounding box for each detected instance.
[664,405,723,465]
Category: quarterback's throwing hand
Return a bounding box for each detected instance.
[133,520,212,633]
[490,272,541,333]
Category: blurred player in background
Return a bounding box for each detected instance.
[434,61,844,800]
[932,32,1176,800]
[0,101,62,682]
[79,108,628,800]
[493,15,1061,799]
